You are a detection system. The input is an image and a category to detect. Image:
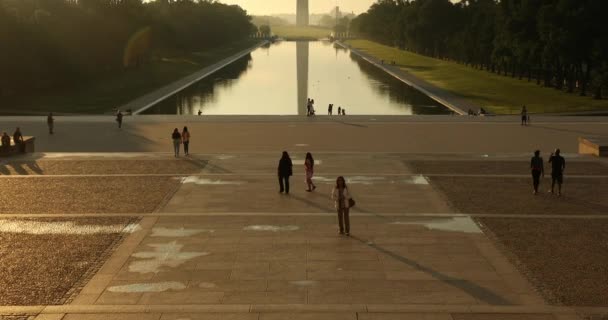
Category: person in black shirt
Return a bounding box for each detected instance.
[530,150,544,195]
[277,151,293,194]
[116,110,123,129]
[548,149,566,196]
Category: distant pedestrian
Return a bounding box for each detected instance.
[12,127,23,152]
[530,150,544,195]
[1,132,10,152]
[304,152,317,192]
[328,104,333,115]
[171,128,182,157]
[116,110,123,128]
[342,108,346,116]
[198,110,202,116]
[306,98,312,116]
[332,176,354,236]
[338,107,342,115]
[47,113,54,135]
[548,149,566,196]
[277,151,293,194]
[521,106,528,126]
[182,126,191,156]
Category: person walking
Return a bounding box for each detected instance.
[47,113,54,135]
[12,127,24,153]
[328,104,333,116]
[548,149,566,196]
[304,152,317,192]
[521,106,528,126]
[306,99,312,116]
[182,126,191,156]
[338,106,342,115]
[530,150,544,195]
[116,110,123,128]
[332,176,354,236]
[277,151,293,194]
[171,128,182,157]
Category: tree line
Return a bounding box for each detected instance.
[0,0,255,97]
[350,0,608,99]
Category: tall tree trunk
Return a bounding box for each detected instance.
[581,63,590,96]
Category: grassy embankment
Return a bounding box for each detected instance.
[2,40,259,115]
[346,39,608,114]
[272,25,331,41]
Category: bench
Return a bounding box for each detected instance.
[0,136,35,156]
[579,137,607,157]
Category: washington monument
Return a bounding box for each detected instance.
[296,0,309,26]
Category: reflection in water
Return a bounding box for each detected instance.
[296,41,309,116]
[143,41,449,115]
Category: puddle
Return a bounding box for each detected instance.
[129,241,209,274]
[198,282,217,289]
[108,281,186,293]
[294,144,309,147]
[391,217,482,234]
[0,220,140,235]
[215,155,235,160]
[290,280,319,287]
[243,225,300,232]
[151,227,214,237]
[181,177,245,185]
[403,175,429,185]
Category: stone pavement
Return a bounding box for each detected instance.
[1,116,607,319]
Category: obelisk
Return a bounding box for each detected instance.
[296,0,309,26]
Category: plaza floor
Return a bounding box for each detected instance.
[0,116,607,320]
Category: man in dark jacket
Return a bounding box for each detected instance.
[278,151,293,194]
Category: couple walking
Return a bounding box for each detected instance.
[171,127,191,157]
[277,152,354,236]
[277,152,317,194]
[530,148,566,196]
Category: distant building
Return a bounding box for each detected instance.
[296,0,309,26]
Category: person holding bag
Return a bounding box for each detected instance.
[332,176,354,236]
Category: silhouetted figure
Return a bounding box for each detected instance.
[342,108,346,116]
[306,98,312,116]
[198,110,202,116]
[47,113,54,135]
[521,106,528,126]
[548,149,566,196]
[530,150,544,195]
[304,152,317,192]
[1,132,10,152]
[182,126,190,156]
[12,127,24,153]
[332,176,353,236]
[337,107,342,115]
[328,104,333,115]
[172,128,182,157]
[116,110,123,129]
[277,151,293,194]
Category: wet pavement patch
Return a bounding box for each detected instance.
[129,241,209,274]
[0,177,180,214]
[479,218,608,306]
[108,281,186,293]
[390,216,482,234]
[243,225,300,232]
[0,217,136,305]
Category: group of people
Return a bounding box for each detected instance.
[1,127,24,152]
[171,127,191,157]
[277,151,354,236]
[307,99,348,116]
[530,148,566,196]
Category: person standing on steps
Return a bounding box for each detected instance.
[530,150,544,195]
[278,151,293,194]
[548,149,566,196]
[328,104,333,116]
[12,127,24,153]
[521,106,528,126]
[332,176,353,236]
[337,107,342,115]
[304,152,317,192]
[182,126,191,156]
[172,128,182,157]
[116,110,123,129]
[47,113,54,135]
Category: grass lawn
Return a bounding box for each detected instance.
[272,25,331,40]
[1,40,259,115]
[346,39,608,114]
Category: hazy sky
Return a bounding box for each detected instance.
[218,0,376,15]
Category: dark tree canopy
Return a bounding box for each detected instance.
[0,0,255,97]
[350,0,608,99]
